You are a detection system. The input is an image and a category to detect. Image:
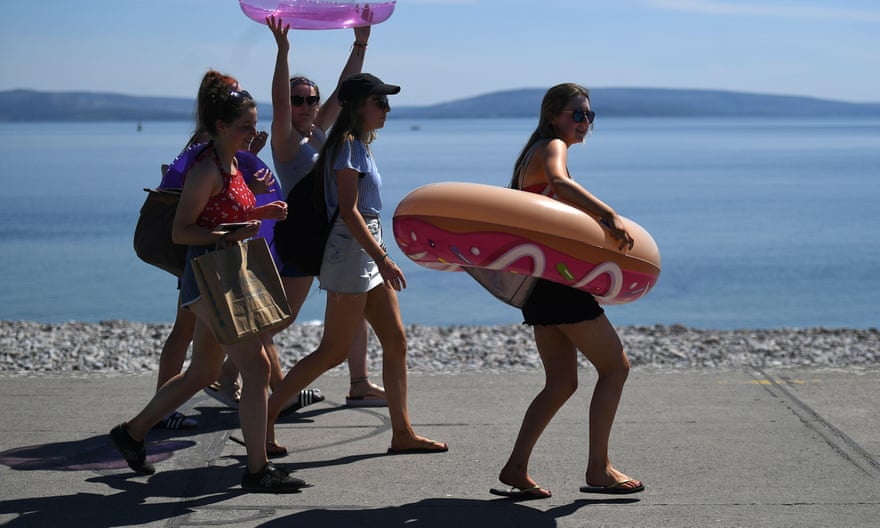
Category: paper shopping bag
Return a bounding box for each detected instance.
[192,238,291,345]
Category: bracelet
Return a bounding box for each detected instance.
[353,41,368,48]
[378,253,389,262]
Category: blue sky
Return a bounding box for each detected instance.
[2,0,878,106]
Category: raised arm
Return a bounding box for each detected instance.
[267,16,302,162]
[314,25,371,132]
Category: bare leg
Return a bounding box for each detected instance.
[558,315,641,489]
[346,320,386,402]
[262,333,285,390]
[364,285,446,452]
[265,291,365,444]
[499,324,577,493]
[155,300,195,390]
[269,275,317,392]
[214,359,241,392]
[346,319,370,379]
[224,335,272,473]
[214,275,315,394]
[125,317,224,440]
[187,299,272,474]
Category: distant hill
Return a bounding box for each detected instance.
[0,89,272,123]
[393,88,880,119]
[1,88,879,122]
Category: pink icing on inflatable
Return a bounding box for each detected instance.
[239,0,396,29]
[393,217,658,305]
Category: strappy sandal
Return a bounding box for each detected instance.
[346,377,388,407]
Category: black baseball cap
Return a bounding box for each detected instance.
[338,73,400,104]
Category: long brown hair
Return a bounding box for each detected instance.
[312,91,376,187]
[185,70,240,147]
[508,83,591,188]
[194,70,254,139]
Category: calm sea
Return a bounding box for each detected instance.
[0,117,877,329]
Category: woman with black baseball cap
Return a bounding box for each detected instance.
[266,73,448,457]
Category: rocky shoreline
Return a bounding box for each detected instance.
[1,320,878,375]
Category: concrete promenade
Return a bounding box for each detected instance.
[1,368,878,527]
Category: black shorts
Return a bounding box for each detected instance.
[521,279,604,326]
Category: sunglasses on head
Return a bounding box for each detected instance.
[291,95,320,107]
[229,89,252,101]
[569,109,595,124]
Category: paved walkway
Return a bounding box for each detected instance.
[1,368,878,527]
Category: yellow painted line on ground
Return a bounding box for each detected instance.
[717,379,819,385]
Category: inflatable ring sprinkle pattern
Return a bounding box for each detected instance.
[239,0,396,30]
[392,183,662,305]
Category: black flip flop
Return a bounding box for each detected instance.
[386,444,449,455]
[579,480,645,494]
[490,486,552,500]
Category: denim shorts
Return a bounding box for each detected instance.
[318,216,384,294]
[179,245,215,308]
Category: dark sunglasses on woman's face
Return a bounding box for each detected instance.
[370,95,390,110]
[571,109,595,124]
[291,95,320,107]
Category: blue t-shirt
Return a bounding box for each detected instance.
[324,138,382,220]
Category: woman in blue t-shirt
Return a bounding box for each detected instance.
[266,73,448,456]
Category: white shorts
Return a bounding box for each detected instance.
[319,216,384,294]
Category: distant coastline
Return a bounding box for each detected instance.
[2,87,879,122]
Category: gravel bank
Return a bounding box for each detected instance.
[1,320,878,375]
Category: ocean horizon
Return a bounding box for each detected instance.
[1,117,878,330]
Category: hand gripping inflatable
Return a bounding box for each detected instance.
[392,183,662,305]
[161,144,284,265]
[239,0,396,29]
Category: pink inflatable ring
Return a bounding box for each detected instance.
[392,183,662,305]
[239,0,396,30]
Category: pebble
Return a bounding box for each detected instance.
[1,320,878,375]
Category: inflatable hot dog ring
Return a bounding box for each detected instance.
[392,182,661,305]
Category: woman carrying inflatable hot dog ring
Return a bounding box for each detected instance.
[490,83,643,500]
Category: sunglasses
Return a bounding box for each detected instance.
[291,95,320,107]
[229,89,253,101]
[370,94,390,110]
[568,109,595,124]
